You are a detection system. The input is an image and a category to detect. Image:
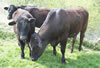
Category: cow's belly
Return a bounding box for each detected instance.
[68,25,82,37]
[68,33,77,37]
[68,31,79,37]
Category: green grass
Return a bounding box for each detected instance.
[0,39,100,68]
[0,0,100,68]
[0,30,15,40]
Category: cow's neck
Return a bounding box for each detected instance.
[38,30,50,53]
[39,40,49,55]
[40,36,49,52]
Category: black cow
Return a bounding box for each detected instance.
[4,5,26,19]
[8,9,36,59]
[29,8,89,64]
[4,5,60,55]
[4,5,86,55]
[4,5,51,27]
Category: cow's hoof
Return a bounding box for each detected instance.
[31,58,38,61]
[52,54,56,56]
[21,56,25,59]
[61,59,66,64]
[79,48,82,51]
[71,51,73,53]
[62,61,66,64]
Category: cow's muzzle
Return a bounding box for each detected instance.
[20,36,27,41]
[7,16,12,20]
[31,57,38,61]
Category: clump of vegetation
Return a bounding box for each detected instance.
[0,30,15,40]
[83,39,100,51]
[64,38,100,51]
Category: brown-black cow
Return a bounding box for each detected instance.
[8,9,36,59]
[4,5,87,55]
[29,7,89,64]
[4,5,51,27]
[4,5,61,56]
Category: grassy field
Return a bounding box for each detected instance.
[0,0,100,68]
[0,38,100,68]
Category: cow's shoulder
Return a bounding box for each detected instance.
[48,9,57,20]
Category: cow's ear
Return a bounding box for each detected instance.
[4,7,8,10]
[8,21,16,26]
[28,18,36,23]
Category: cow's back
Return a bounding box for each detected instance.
[39,9,70,41]
[39,7,88,41]
[24,7,51,27]
[65,7,88,37]
[12,9,33,21]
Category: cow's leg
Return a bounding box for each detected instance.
[79,32,85,51]
[71,36,77,53]
[79,19,88,51]
[28,44,31,57]
[53,46,57,56]
[19,40,25,59]
[18,42,20,46]
[60,39,67,64]
[52,42,59,56]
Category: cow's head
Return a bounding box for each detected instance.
[30,33,44,61]
[4,5,18,20]
[8,17,36,41]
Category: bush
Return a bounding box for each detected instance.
[83,39,100,51]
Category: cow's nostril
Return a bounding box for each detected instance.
[20,36,27,40]
[7,16,12,20]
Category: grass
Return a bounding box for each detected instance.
[0,0,100,68]
[0,30,15,40]
[0,39,100,68]
[0,32,100,68]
